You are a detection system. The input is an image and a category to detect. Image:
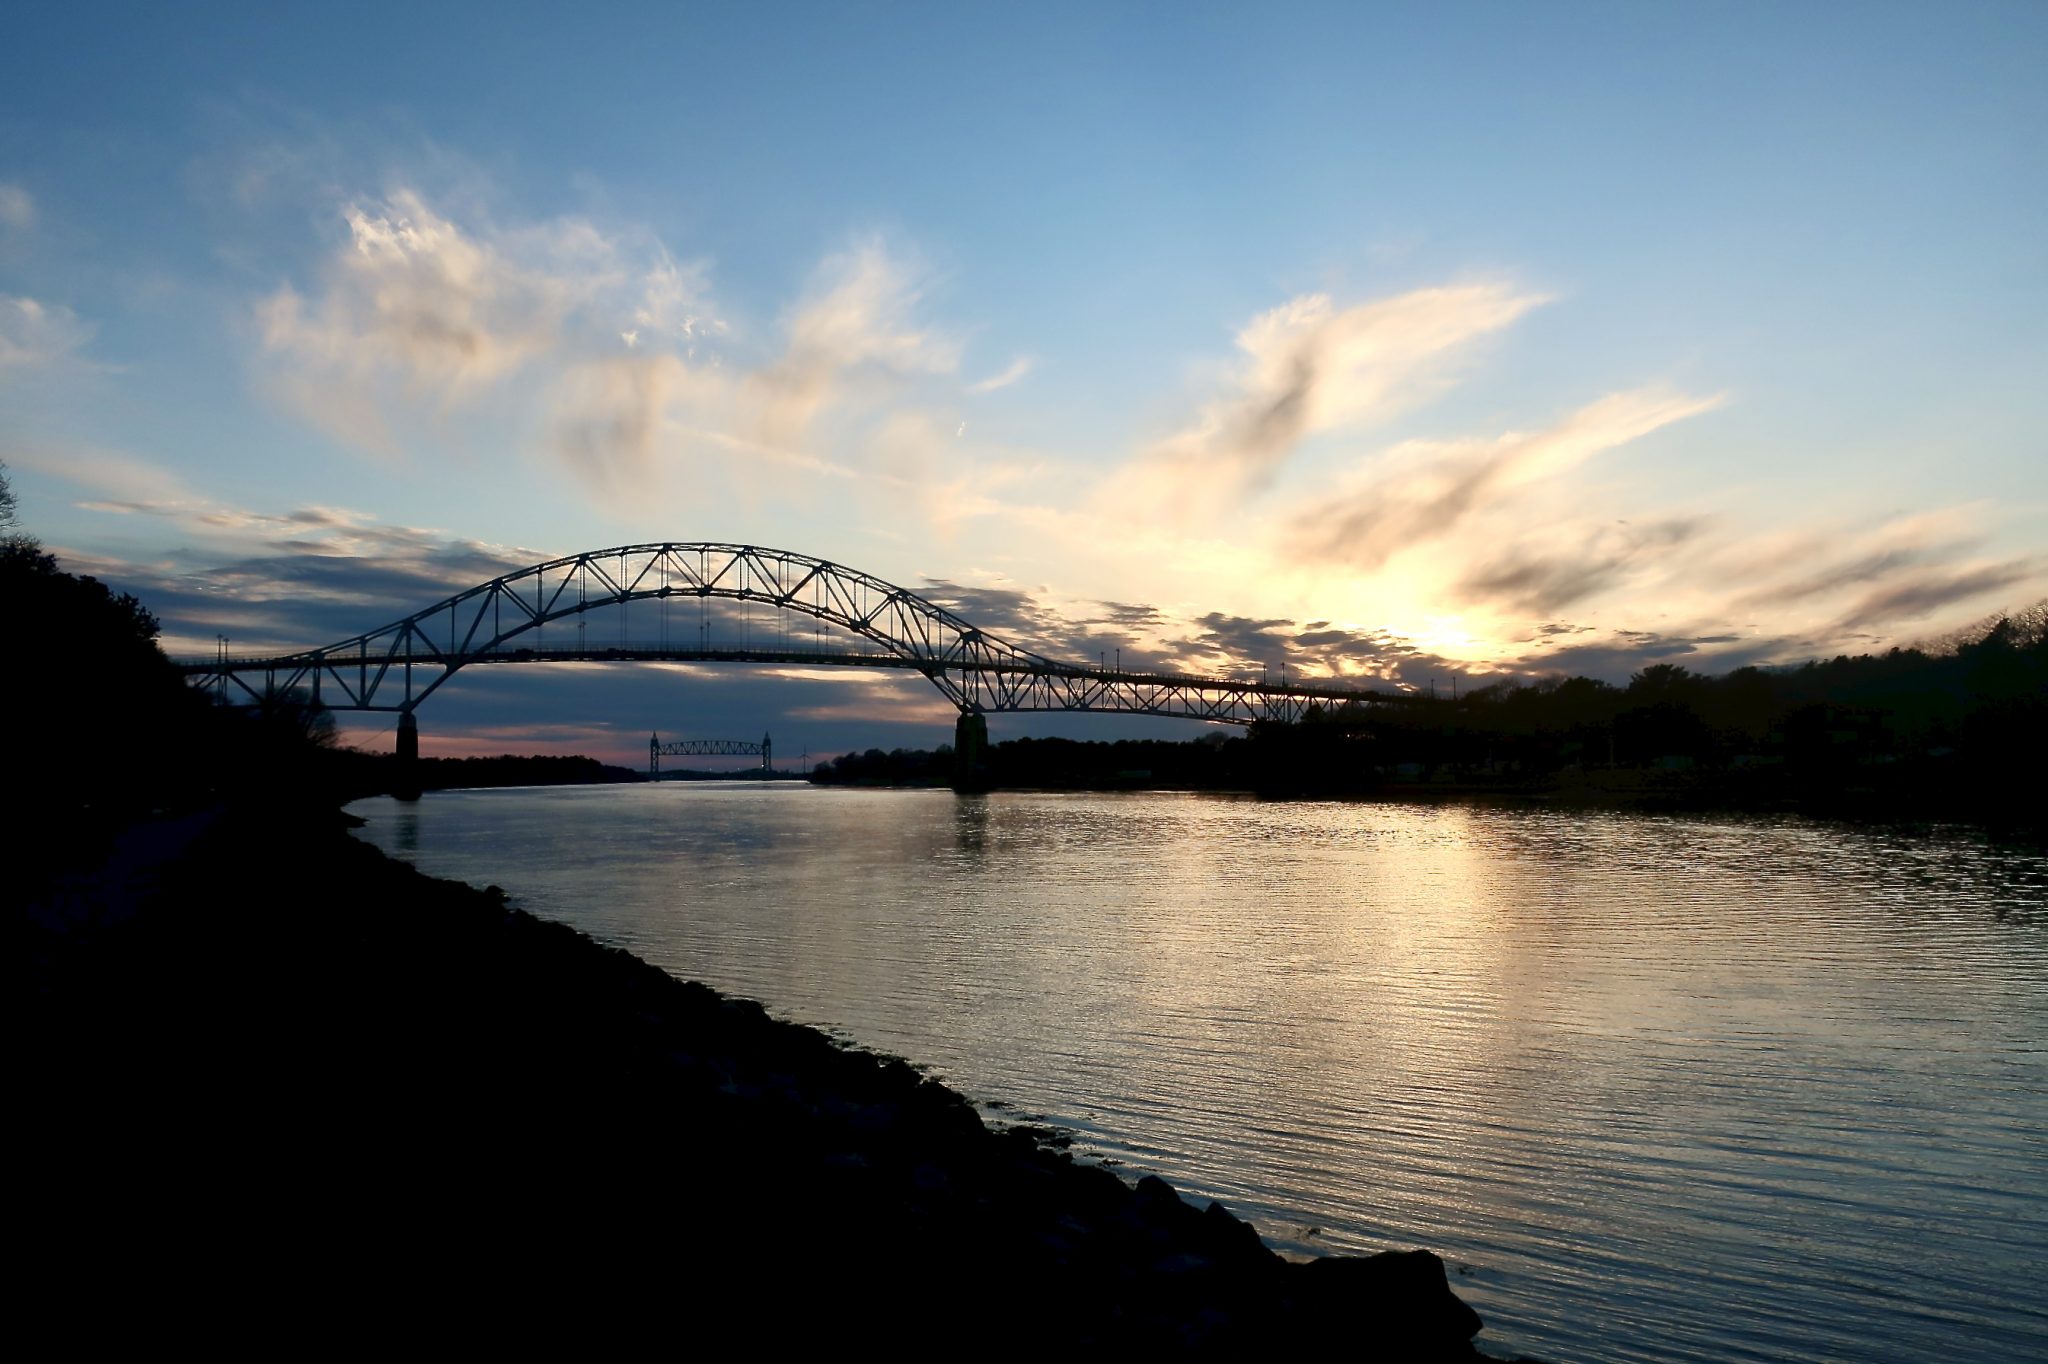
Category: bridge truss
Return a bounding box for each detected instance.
[650,732,772,778]
[179,542,1402,726]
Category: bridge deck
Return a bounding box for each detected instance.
[181,643,1391,701]
[173,542,1413,725]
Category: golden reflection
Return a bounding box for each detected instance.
[352,784,2048,1364]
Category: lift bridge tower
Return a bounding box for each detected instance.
[648,731,773,780]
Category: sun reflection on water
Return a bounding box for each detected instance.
[353,785,2048,1364]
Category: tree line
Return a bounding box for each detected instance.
[818,608,2044,821]
[1320,617,2045,789]
[3,462,636,890]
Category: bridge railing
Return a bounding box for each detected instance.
[176,639,906,668]
[178,638,1390,696]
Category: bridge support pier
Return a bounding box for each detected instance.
[394,711,421,802]
[952,710,992,793]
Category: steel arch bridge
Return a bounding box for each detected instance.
[179,541,1401,726]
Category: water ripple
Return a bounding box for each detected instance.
[353,786,2048,1364]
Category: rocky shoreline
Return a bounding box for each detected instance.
[21,798,1516,1357]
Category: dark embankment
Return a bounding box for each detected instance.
[20,799,1501,1357]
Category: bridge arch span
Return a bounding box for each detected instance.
[182,541,1397,727]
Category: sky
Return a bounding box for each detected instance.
[3,2,2043,767]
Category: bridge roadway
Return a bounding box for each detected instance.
[175,541,1411,790]
[187,640,1396,725]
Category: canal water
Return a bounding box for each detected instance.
[350,784,2047,1363]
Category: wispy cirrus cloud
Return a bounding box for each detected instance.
[23,446,542,651]
[14,443,497,573]
[625,254,725,347]
[551,351,715,489]
[0,295,94,373]
[256,189,661,449]
[1738,543,1959,609]
[1455,516,1710,614]
[1678,506,2041,637]
[1837,560,2040,631]
[1464,503,2045,675]
[0,183,32,231]
[746,238,960,447]
[549,236,976,504]
[967,355,1033,394]
[253,187,991,508]
[9,441,199,510]
[1110,282,1547,522]
[1286,385,1724,570]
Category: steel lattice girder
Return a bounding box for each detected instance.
[652,739,765,758]
[178,542,1404,725]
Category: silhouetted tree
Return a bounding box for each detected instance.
[2,533,213,875]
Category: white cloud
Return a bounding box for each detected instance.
[552,352,702,489]
[1288,385,1726,569]
[0,183,32,231]
[548,236,969,486]
[9,442,202,513]
[1455,516,1711,614]
[253,190,729,452]
[256,191,583,442]
[9,443,494,570]
[967,355,1033,394]
[747,239,960,446]
[1121,282,1548,520]
[632,255,723,341]
[1836,559,2039,630]
[1674,504,2043,639]
[255,192,969,495]
[0,295,93,372]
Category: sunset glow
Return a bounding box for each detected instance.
[3,5,2041,762]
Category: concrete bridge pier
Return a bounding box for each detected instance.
[952,710,992,793]
[394,710,421,802]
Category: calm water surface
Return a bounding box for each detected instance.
[351,785,2047,1363]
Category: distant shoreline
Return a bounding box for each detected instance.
[806,762,2043,839]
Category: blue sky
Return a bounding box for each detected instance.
[3,2,2043,764]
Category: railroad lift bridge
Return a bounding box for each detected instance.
[180,542,1408,794]
[649,733,773,780]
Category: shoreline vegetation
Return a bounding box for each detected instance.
[811,617,2046,834]
[813,734,2048,833]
